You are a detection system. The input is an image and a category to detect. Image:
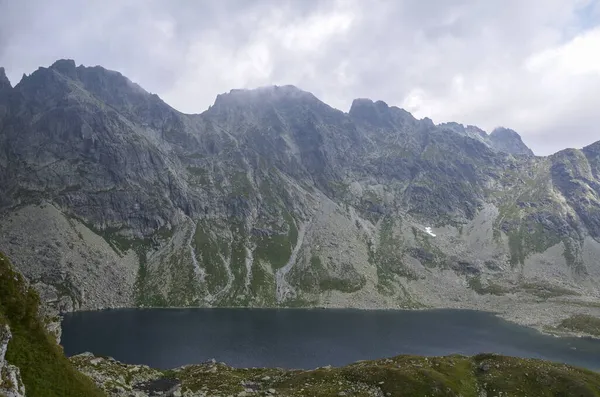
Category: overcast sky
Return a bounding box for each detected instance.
[1,0,599,155]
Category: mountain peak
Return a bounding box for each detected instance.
[50,58,76,70]
[349,98,387,111]
[49,59,78,79]
[349,98,389,125]
[490,127,519,139]
[489,127,534,156]
[349,97,416,129]
[211,85,320,112]
[466,125,487,138]
[0,67,11,90]
[224,85,311,99]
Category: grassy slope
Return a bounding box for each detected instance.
[559,314,600,337]
[125,353,600,396]
[0,252,105,397]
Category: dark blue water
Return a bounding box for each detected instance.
[61,308,600,370]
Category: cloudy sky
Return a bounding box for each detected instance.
[1,0,599,155]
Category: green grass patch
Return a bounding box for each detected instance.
[374,218,418,285]
[288,255,326,294]
[0,252,105,397]
[186,166,210,185]
[253,233,292,270]
[318,276,365,293]
[220,222,250,306]
[229,171,254,198]
[520,282,578,299]
[507,223,562,266]
[473,353,600,396]
[192,222,230,296]
[248,258,277,306]
[559,314,600,337]
[166,250,200,306]
[467,276,509,296]
[253,211,297,271]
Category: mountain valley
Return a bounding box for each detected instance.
[0,60,599,336]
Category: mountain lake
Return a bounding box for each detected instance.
[61,308,600,370]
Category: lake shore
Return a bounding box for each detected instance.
[60,307,600,372]
[64,296,600,341]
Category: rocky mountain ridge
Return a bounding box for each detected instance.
[0,60,599,333]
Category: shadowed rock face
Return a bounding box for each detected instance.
[0,68,11,91]
[0,59,599,324]
[489,127,534,156]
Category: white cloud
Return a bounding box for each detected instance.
[526,27,600,76]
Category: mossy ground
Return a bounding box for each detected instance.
[0,252,105,397]
[466,277,579,299]
[70,354,162,394]
[558,314,600,337]
[73,351,600,397]
[467,276,509,296]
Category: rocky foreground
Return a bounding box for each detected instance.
[70,352,600,397]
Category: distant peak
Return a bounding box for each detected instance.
[466,125,487,138]
[225,84,307,95]
[583,139,600,155]
[349,98,388,114]
[51,59,76,69]
[490,127,519,138]
[349,97,415,127]
[422,117,435,126]
[439,122,490,141]
[439,121,465,130]
[351,98,374,106]
[234,84,310,98]
[50,59,78,79]
[211,84,317,110]
[489,127,534,156]
[0,67,11,90]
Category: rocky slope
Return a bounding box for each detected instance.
[0,60,599,332]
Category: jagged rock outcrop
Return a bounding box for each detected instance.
[0,60,599,330]
[488,127,534,156]
[438,122,534,156]
[0,325,26,397]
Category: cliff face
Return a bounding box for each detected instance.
[0,60,599,322]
